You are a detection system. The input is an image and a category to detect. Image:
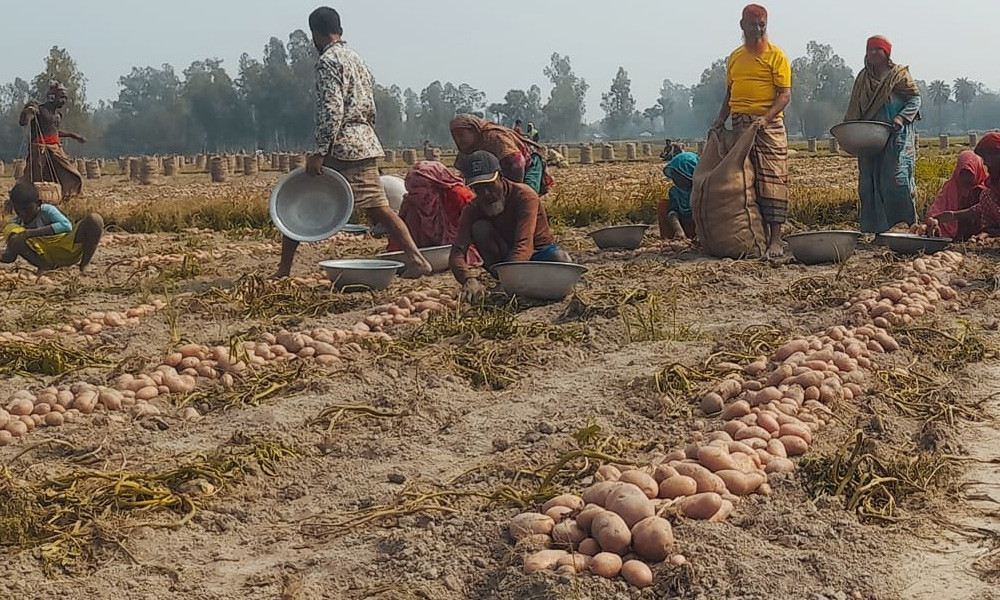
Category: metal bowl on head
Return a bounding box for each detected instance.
[375,245,452,274]
[785,230,862,265]
[380,175,406,213]
[589,224,650,250]
[874,233,951,255]
[318,259,403,291]
[830,121,894,156]
[270,166,354,242]
[493,261,588,301]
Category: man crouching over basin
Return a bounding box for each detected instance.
[449,150,571,301]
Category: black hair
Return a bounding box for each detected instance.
[309,7,343,36]
[515,119,522,125]
[9,181,40,209]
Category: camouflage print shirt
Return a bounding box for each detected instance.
[313,40,384,161]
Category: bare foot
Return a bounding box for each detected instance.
[401,255,433,279]
[764,242,785,259]
[270,269,291,280]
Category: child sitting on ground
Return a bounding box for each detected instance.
[659,151,699,240]
[1,181,104,272]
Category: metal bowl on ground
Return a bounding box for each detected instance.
[340,224,370,235]
[493,262,588,301]
[785,230,862,265]
[270,166,354,242]
[380,175,406,212]
[375,245,452,274]
[318,259,403,291]
[874,233,951,255]
[589,224,649,250]
[830,121,893,156]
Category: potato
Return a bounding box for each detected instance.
[765,457,796,473]
[755,412,780,434]
[652,463,679,482]
[779,435,809,457]
[523,549,568,574]
[659,475,697,499]
[709,499,735,522]
[752,386,782,407]
[509,513,555,540]
[618,470,659,499]
[605,483,655,527]
[670,462,727,494]
[575,504,605,531]
[589,552,623,578]
[721,400,751,420]
[44,412,64,427]
[5,419,28,437]
[594,464,622,482]
[715,469,764,496]
[582,481,620,507]
[8,399,33,416]
[592,511,631,554]
[700,392,724,415]
[545,506,574,523]
[556,553,590,573]
[778,423,813,444]
[734,426,772,442]
[630,516,674,561]
[766,438,788,458]
[621,560,654,588]
[678,492,723,520]
[722,420,747,438]
[775,339,810,361]
[542,494,585,514]
[0,430,12,446]
[697,445,737,472]
[551,519,588,546]
[716,378,742,401]
[578,538,601,556]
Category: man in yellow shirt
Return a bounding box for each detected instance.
[713,3,792,258]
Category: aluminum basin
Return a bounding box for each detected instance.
[376,245,452,274]
[875,233,951,255]
[270,167,354,242]
[830,121,893,156]
[494,261,587,301]
[318,259,403,291]
[786,230,862,265]
[590,224,649,250]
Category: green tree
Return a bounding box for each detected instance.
[374,84,404,147]
[788,41,854,138]
[928,80,951,133]
[691,58,728,131]
[0,78,31,161]
[402,87,421,145]
[953,78,978,132]
[542,53,588,141]
[658,79,695,136]
[31,46,91,140]
[600,67,636,139]
[182,59,248,151]
[642,105,664,132]
[443,83,486,116]
[104,64,186,155]
[488,86,543,128]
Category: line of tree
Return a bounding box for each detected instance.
[2,38,998,161]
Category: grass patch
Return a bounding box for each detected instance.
[0,340,110,376]
[189,275,371,320]
[65,190,273,234]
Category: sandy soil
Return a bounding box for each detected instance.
[0,161,998,600]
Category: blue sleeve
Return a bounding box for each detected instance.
[41,204,73,234]
[899,94,921,123]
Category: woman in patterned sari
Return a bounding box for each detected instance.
[844,35,921,233]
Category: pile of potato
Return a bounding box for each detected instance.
[844,251,963,327]
[352,288,459,333]
[513,251,967,587]
[511,488,681,588]
[1,286,461,442]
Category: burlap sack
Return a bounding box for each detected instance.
[691,124,767,258]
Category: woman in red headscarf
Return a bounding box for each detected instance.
[844,35,922,234]
[449,114,550,195]
[934,133,1000,236]
[925,151,988,240]
[386,161,481,263]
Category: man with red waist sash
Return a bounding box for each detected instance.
[18,81,85,201]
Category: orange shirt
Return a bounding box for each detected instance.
[726,43,792,117]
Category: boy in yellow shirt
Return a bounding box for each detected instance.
[713,3,792,258]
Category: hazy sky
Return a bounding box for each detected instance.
[1,0,997,121]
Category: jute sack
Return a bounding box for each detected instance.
[691,124,767,258]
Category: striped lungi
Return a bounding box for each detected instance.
[732,113,789,224]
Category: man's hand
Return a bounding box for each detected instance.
[926,217,941,237]
[75,134,87,144]
[306,154,325,176]
[462,278,486,303]
[711,118,726,130]
[936,211,957,223]
[7,232,27,246]
[892,116,905,130]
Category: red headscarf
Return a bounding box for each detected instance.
[742,4,767,20]
[926,151,989,239]
[974,132,1000,158]
[867,35,892,57]
[389,161,474,251]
